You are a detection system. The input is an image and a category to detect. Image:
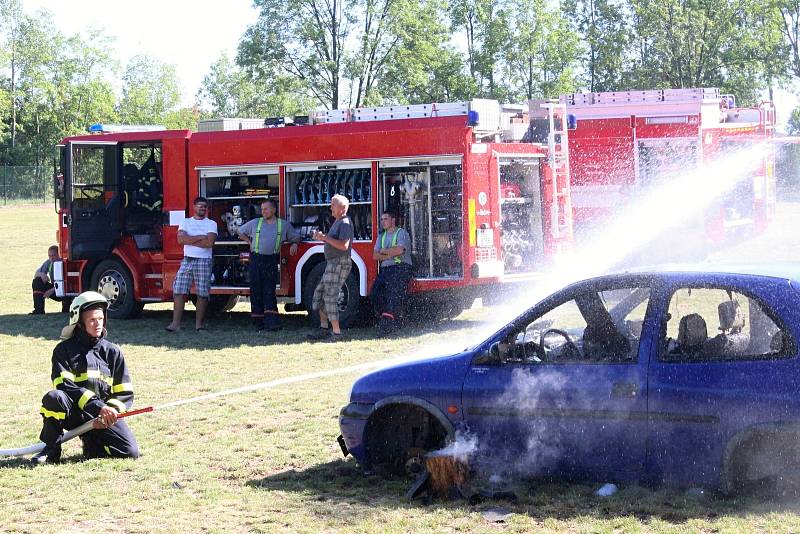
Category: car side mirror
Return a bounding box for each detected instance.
[474,341,504,365]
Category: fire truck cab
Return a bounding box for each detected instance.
[53,100,573,324]
[563,88,776,247]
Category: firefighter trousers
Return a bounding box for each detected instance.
[39,390,139,459]
[249,253,280,328]
[370,263,413,321]
[31,277,66,313]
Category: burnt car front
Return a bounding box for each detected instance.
[338,350,475,475]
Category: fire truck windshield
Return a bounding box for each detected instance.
[70,145,117,203]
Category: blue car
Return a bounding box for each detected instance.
[339,265,800,493]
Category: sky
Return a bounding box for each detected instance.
[20,0,799,130]
[23,0,259,106]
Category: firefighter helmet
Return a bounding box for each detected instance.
[60,291,109,339]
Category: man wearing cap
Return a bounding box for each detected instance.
[371,211,413,336]
[30,291,139,465]
[237,198,301,331]
[30,245,68,315]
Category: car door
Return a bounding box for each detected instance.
[462,279,654,481]
[646,275,800,489]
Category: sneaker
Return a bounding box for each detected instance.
[30,445,61,466]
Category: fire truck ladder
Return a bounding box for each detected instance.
[539,102,571,240]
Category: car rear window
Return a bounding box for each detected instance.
[660,287,794,362]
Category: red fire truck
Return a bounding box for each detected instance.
[563,87,776,246]
[52,100,573,324]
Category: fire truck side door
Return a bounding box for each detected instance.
[66,141,123,260]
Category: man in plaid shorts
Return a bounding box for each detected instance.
[166,197,218,332]
[307,194,354,342]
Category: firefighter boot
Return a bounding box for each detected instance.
[29,444,61,466]
[378,315,399,337]
[264,312,282,331]
[29,293,46,315]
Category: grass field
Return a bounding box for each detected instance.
[2,205,800,533]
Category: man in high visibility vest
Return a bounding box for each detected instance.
[371,211,413,336]
[238,199,301,330]
[31,291,139,465]
[30,245,68,315]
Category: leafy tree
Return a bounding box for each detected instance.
[379,0,477,103]
[448,0,513,99]
[163,107,202,130]
[118,54,182,125]
[238,0,353,109]
[197,53,311,118]
[1,9,117,166]
[0,0,23,154]
[627,0,784,102]
[506,0,581,99]
[344,0,401,107]
[774,0,800,89]
[562,0,629,92]
[789,104,800,134]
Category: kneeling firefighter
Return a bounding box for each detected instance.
[31,291,139,465]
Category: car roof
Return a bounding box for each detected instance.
[592,262,800,285]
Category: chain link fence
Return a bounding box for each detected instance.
[0,165,52,204]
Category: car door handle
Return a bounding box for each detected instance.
[611,382,638,399]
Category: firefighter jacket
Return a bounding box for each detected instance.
[50,329,134,417]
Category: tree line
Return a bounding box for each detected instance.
[3,0,800,167]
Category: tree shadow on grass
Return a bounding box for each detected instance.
[0,310,489,351]
[246,459,796,526]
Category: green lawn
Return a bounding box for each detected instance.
[1,205,800,533]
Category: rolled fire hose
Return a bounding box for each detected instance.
[0,406,154,458]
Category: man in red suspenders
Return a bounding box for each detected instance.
[371,211,413,336]
[238,199,300,331]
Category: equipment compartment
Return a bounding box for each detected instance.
[198,166,281,288]
[286,165,373,242]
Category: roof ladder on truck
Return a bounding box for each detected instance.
[538,102,572,241]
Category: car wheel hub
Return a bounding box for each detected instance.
[404,454,425,478]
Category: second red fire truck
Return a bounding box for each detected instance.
[562,88,776,245]
[52,100,573,324]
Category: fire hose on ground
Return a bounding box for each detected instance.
[0,358,398,459]
[0,406,154,458]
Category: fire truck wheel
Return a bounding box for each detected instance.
[90,259,142,319]
[207,295,239,315]
[302,261,361,328]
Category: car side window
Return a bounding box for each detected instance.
[503,286,651,365]
[660,287,793,362]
